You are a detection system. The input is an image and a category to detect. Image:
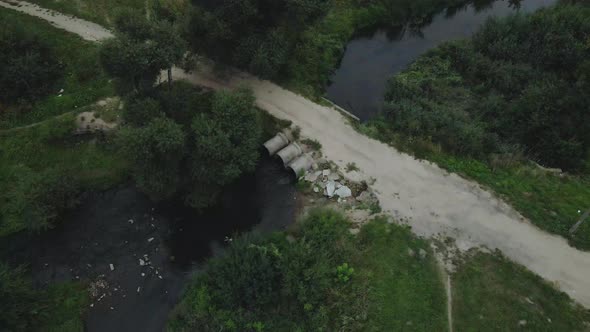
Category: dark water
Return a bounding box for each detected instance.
[11,155,295,332]
[326,0,558,121]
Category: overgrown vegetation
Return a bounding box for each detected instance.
[169,210,448,331]
[0,108,129,236]
[99,9,186,92]
[453,251,590,331]
[0,263,89,331]
[363,3,590,250]
[0,8,113,129]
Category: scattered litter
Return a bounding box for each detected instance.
[110,307,114,310]
[141,273,145,277]
[136,287,141,293]
[158,275,163,279]
[322,169,331,177]
[59,88,64,93]
[109,264,115,271]
[128,219,134,224]
[313,186,319,193]
[90,303,94,308]
[139,259,146,266]
[147,237,154,242]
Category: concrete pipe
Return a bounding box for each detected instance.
[276,142,303,166]
[263,132,289,156]
[287,154,314,178]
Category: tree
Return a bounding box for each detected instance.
[0,21,62,103]
[187,88,261,208]
[119,117,186,200]
[1,166,80,235]
[100,10,186,91]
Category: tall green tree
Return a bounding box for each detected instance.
[119,117,186,200]
[100,10,186,91]
[187,88,262,208]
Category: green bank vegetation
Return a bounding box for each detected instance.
[361,3,590,249]
[169,210,447,331]
[170,209,590,331]
[0,8,113,129]
[453,251,590,331]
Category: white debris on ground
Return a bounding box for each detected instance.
[300,161,381,231]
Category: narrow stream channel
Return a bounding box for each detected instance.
[326,0,557,121]
[6,154,295,332]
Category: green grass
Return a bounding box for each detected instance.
[169,211,448,331]
[42,282,90,332]
[0,110,128,191]
[0,8,114,130]
[453,251,590,331]
[357,219,448,331]
[28,0,145,27]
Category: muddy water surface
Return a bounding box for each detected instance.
[25,155,295,332]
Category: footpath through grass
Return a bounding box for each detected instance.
[0,8,114,129]
[453,251,590,331]
[27,0,145,27]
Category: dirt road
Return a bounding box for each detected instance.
[4,0,590,308]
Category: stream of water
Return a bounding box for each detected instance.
[6,155,295,332]
[326,0,557,121]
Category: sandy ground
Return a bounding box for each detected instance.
[4,0,590,308]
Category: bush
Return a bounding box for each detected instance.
[1,165,80,235]
[118,117,186,201]
[380,4,590,171]
[0,21,62,103]
[169,209,359,331]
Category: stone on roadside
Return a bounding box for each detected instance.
[349,228,360,235]
[305,171,321,182]
[418,249,427,259]
[335,186,352,198]
[327,173,340,181]
[326,180,336,197]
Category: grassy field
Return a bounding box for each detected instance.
[453,251,590,331]
[356,219,448,331]
[28,0,145,27]
[0,8,114,130]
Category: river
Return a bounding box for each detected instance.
[326,0,558,121]
[5,154,295,332]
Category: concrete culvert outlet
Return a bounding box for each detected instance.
[276,142,303,165]
[263,132,289,156]
[287,154,314,178]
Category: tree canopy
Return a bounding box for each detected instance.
[100,10,186,91]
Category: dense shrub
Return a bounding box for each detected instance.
[381,4,590,171]
[0,21,62,103]
[118,85,262,208]
[1,165,80,235]
[168,209,362,331]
